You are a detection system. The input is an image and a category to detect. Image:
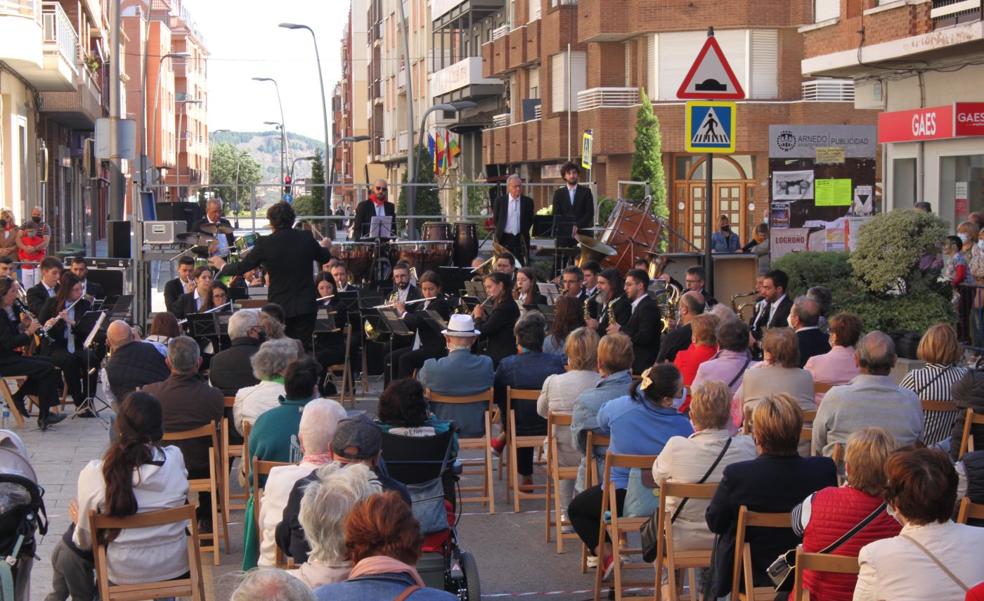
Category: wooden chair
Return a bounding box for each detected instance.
[90,504,205,601]
[799,409,817,452]
[957,497,984,524]
[507,386,548,512]
[221,397,247,520]
[921,399,958,413]
[791,544,859,601]
[0,377,26,428]
[592,451,660,601]
[162,421,228,565]
[813,381,834,401]
[427,387,496,513]
[325,325,355,406]
[252,457,291,531]
[545,411,579,552]
[653,481,719,601]
[959,408,984,459]
[580,431,611,574]
[236,299,267,309]
[732,506,793,601]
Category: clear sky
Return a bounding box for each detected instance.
[183,0,351,144]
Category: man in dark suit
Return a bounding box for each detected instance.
[164,256,196,315]
[589,268,631,333]
[26,257,62,316]
[750,269,792,342]
[210,202,333,350]
[208,308,263,395]
[551,161,594,232]
[684,266,717,308]
[790,295,831,367]
[611,269,662,374]
[351,179,396,241]
[190,199,236,256]
[104,320,169,404]
[68,257,105,300]
[656,291,705,363]
[493,174,534,265]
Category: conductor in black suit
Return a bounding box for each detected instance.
[610,268,662,375]
[750,269,792,342]
[351,179,396,240]
[551,161,594,233]
[190,199,236,255]
[210,201,332,349]
[493,174,534,265]
[789,295,831,368]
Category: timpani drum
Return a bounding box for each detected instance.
[452,222,478,267]
[421,222,453,242]
[332,241,376,281]
[390,241,453,273]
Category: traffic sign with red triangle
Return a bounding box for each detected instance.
[676,35,746,100]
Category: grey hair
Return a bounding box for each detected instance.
[228,309,260,340]
[792,296,821,327]
[708,303,736,322]
[259,311,285,340]
[374,177,388,187]
[298,463,380,564]
[230,568,314,601]
[857,331,896,374]
[206,199,222,209]
[506,173,522,185]
[250,338,301,380]
[167,336,200,373]
[514,310,546,352]
[298,399,348,456]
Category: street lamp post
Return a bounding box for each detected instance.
[290,155,318,180]
[148,52,191,192]
[252,77,287,186]
[279,22,331,217]
[409,101,477,237]
[175,98,202,203]
[263,121,286,190]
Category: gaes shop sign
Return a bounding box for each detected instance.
[878,103,984,143]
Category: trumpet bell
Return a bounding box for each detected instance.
[492,240,523,268]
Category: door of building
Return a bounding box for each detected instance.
[671,155,754,252]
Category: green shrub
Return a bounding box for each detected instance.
[772,252,852,298]
[849,210,948,294]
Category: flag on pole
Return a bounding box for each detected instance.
[449,134,461,159]
[434,131,445,176]
[427,133,436,164]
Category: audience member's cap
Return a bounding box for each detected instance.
[331,414,382,460]
[442,313,481,337]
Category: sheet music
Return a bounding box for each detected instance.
[369,215,393,239]
[84,312,107,349]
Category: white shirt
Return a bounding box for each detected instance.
[257,462,320,567]
[193,289,204,312]
[374,203,386,218]
[505,196,521,235]
[631,294,645,313]
[567,184,577,206]
[44,283,56,297]
[233,379,286,435]
[207,217,230,256]
[767,294,787,323]
[63,300,76,353]
[396,286,411,303]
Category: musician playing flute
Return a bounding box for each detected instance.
[387,270,452,380]
[210,202,332,350]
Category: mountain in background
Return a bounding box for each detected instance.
[209,130,326,203]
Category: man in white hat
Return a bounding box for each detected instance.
[417,314,495,438]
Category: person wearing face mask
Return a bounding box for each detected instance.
[710,214,740,253]
[567,363,693,579]
[15,207,50,288]
[0,210,19,260]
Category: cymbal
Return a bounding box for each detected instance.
[199,224,234,235]
[575,233,617,256]
[176,232,216,244]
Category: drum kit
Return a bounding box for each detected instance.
[176,223,259,271]
[340,221,480,283]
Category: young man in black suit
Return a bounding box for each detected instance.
[790,295,831,367]
[351,179,396,241]
[551,161,595,233]
[750,269,792,342]
[610,268,662,374]
[26,257,62,316]
[492,174,534,265]
[210,201,333,349]
[164,256,196,315]
[68,257,105,300]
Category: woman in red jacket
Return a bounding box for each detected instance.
[673,313,719,413]
[790,427,901,601]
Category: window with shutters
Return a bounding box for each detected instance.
[749,30,778,99]
[550,51,586,112]
[815,0,839,21]
[529,0,541,22]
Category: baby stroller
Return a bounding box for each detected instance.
[380,429,480,601]
[0,430,47,601]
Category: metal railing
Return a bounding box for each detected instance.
[801,79,855,102]
[577,87,640,111]
[932,0,982,27]
[492,113,511,127]
[41,1,78,70]
[491,24,510,41]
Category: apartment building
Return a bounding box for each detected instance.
[480,0,877,248]
[0,0,114,253]
[802,0,984,226]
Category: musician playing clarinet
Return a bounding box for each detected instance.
[38,272,100,416]
[210,201,332,350]
[472,271,520,367]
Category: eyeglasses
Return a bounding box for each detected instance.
[374,187,384,191]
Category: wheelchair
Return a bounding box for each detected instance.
[380,428,480,601]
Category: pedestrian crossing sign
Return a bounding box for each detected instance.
[685,101,736,153]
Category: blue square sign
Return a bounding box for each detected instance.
[685,101,737,153]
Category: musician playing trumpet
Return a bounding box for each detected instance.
[38,272,101,417]
[472,272,520,367]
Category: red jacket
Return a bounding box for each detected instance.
[802,486,901,601]
[674,343,717,413]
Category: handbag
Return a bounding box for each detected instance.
[640,437,733,563]
[766,501,887,590]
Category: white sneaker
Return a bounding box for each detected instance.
[586,555,599,569]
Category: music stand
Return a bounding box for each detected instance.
[464,280,487,301]
[74,310,112,426]
[368,215,393,240]
[537,282,561,305]
[438,266,471,300]
[423,310,448,333]
[536,304,556,323]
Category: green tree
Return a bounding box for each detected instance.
[309,148,326,210]
[291,194,320,218]
[628,88,667,220]
[208,142,262,214]
[397,145,441,218]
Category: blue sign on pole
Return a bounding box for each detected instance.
[685,101,736,153]
[283,193,293,203]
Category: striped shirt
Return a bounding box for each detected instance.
[899,363,968,446]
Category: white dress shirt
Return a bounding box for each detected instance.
[505,196,521,235]
[567,184,577,206]
[193,289,204,312]
[44,283,56,297]
[631,294,645,313]
[767,294,787,323]
[207,217,230,256]
[63,300,76,353]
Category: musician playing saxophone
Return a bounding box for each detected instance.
[584,268,630,333]
[472,272,520,367]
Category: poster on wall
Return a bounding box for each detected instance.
[772,170,815,201]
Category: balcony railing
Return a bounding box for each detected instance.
[932,0,982,27]
[42,1,77,70]
[491,25,510,41]
[801,79,854,102]
[0,0,39,21]
[534,104,542,119]
[577,87,639,111]
[430,56,503,98]
[492,113,511,127]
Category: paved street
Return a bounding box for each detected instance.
[18,378,611,601]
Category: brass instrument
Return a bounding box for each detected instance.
[583,289,598,322]
[575,234,617,267]
[472,240,522,275]
[731,290,760,322]
[363,290,400,342]
[606,297,618,329]
[652,282,682,333]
